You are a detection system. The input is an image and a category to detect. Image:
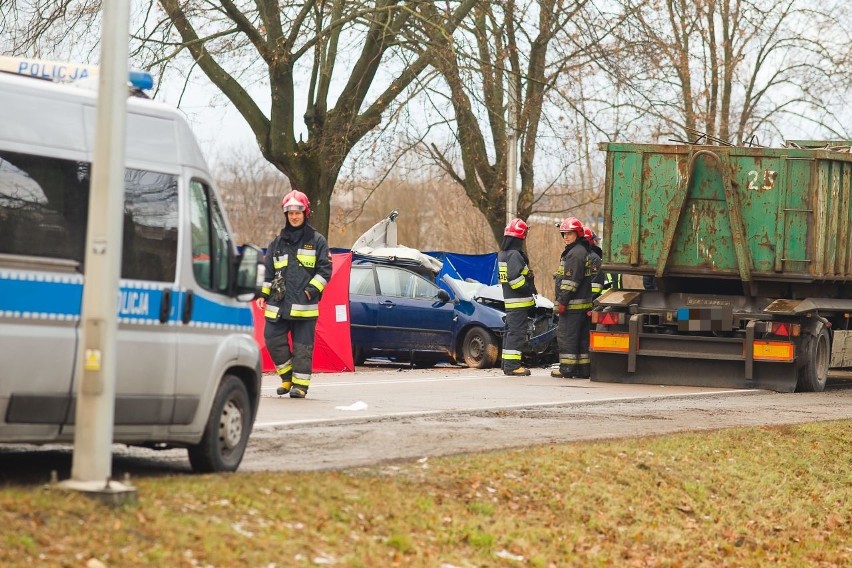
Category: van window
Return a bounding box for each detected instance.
[0,150,178,281]
[190,180,231,293]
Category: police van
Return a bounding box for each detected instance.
[0,60,263,472]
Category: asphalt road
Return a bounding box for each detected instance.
[242,362,852,472]
[1,362,850,483]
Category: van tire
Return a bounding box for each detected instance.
[188,374,251,473]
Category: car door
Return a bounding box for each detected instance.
[348,264,384,350]
[375,266,454,351]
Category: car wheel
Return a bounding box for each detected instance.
[462,326,499,369]
[353,344,366,365]
[188,374,251,473]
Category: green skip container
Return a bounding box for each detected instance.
[600,142,852,294]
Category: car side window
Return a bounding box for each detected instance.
[412,274,439,300]
[350,266,377,296]
[376,265,405,297]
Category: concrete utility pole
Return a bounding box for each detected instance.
[506,69,519,224]
[60,0,136,502]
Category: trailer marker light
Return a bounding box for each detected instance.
[752,340,794,362]
[591,311,624,325]
[590,331,630,353]
[769,322,800,337]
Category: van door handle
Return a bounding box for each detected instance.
[182,289,194,324]
[159,288,171,323]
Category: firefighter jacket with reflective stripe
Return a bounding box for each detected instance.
[589,244,604,298]
[554,240,592,310]
[261,224,332,320]
[498,248,535,310]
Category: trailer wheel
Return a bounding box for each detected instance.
[797,328,829,393]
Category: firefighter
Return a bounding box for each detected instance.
[257,189,333,398]
[551,217,593,379]
[584,227,604,300]
[498,218,536,376]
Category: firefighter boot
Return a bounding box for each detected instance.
[550,364,576,378]
[289,386,308,399]
[506,367,531,377]
[276,381,292,396]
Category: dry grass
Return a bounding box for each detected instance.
[2,421,850,567]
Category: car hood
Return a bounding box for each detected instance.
[456,279,554,310]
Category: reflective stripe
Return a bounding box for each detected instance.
[567,302,592,310]
[505,298,535,309]
[560,280,578,291]
[276,360,293,376]
[292,373,311,387]
[559,354,579,364]
[273,254,288,270]
[509,275,526,289]
[309,273,328,292]
[502,349,522,361]
[578,355,590,364]
[567,298,592,305]
[264,304,280,319]
[290,303,319,317]
[261,284,271,295]
[296,248,316,268]
[591,284,602,293]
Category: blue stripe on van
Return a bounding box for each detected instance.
[1,272,252,330]
[0,272,82,318]
[189,292,253,328]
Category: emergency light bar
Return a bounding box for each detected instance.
[0,55,154,90]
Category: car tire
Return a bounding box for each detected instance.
[353,345,366,366]
[461,326,499,369]
[188,374,252,473]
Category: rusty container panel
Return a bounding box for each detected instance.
[600,143,852,283]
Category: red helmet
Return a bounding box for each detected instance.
[559,217,583,235]
[281,189,310,217]
[583,227,599,243]
[504,218,529,239]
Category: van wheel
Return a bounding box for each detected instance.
[462,326,498,369]
[188,374,251,473]
[797,327,829,393]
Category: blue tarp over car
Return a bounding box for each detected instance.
[427,251,499,288]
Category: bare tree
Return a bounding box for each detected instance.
[412,0,623,244]
[2,1,479,236]
[609,0,852,144]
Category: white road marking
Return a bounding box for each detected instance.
[261,374,495,391]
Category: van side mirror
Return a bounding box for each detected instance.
[233,244,263,300]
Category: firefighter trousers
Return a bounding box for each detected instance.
[556,309,590,378]
[501,308,528,374]
[264,317,318,392]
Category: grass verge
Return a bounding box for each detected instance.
[1,421,850,567]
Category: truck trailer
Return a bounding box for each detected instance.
[590,141,852,392]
